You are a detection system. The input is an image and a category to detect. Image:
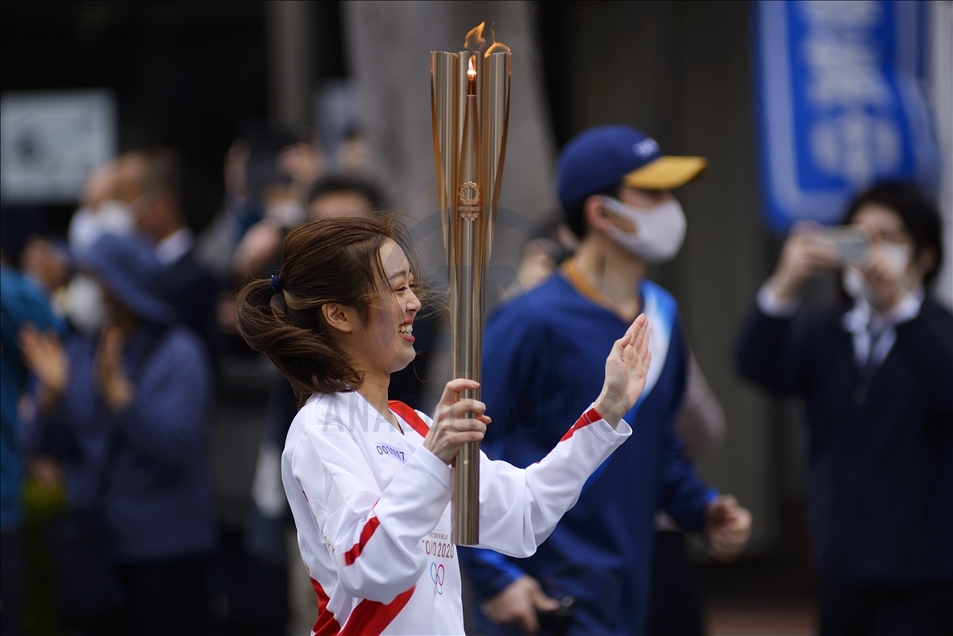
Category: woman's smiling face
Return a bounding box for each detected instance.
[352,239,421,376]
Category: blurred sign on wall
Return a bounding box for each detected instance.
[755,0,940,233]
[1,90,116,205]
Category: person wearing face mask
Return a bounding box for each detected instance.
[459,125,752,635]
[12,165,124,335]
[20,233,216,636]
[61,161,137,335]
[67,160,132,256]
[110,149,223,370]
[736,181,953,635]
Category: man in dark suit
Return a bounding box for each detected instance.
[735,181,953,635]
[113,149,222,368]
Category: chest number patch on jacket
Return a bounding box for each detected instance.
[376,443,406,464]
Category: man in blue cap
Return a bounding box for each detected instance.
[460,125,751,635]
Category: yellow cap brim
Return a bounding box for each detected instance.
[623,156,708,190]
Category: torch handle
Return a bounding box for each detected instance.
[451,440,481,544]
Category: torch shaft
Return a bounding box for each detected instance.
[450,54,482,546]
[431,48,510,547]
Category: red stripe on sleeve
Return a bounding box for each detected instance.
[310,577,341,636]
[343,516,381,566]
[559,407,603,442]
[388,400,430,438]
[339,586,416,636]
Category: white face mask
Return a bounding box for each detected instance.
[878,242,911,273]
[68,199,135,255]
[601,196,687,264]
[65,274,109,334]
[842,242,912,305]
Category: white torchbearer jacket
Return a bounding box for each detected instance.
[281,390,632,636]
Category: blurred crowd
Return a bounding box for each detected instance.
[0,127,430,636]
[1,117,950,636]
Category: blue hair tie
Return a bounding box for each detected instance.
[271,274,281,294]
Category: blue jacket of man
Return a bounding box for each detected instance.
[735,298,953,586]
[459,274,716,635]
[43,323,216,562]
[0,266,61,531]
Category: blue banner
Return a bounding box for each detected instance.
[754,1,940,233]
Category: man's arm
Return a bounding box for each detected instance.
[675,351,726,462]
[735,293,812,397]
[117,331,211,463]
[662,322,750,557]
[893,301,953,413]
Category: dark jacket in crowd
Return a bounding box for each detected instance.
[735,298,953,586]
[45,323,216,562]
[158,247,223,370]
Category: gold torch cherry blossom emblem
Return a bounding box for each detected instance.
[458,182,481,221]
[431,23,511,545]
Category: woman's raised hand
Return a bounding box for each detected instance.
[594,314,652,428]
[424,379,491,464]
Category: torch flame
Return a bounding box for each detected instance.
[467,56,477,78]
[464,22,486,52]
[484,23,511,55]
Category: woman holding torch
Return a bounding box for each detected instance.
[235,215,651,635]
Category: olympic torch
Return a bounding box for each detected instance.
[431,23,511,546]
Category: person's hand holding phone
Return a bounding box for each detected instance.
[818,226,870,265]
[767,221,841,302]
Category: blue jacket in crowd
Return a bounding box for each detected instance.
[0,266,60,531]
[44,323,216,562]
[460,274,716,635]
[735,298,953,586]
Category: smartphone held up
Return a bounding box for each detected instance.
[817,226,870,264]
